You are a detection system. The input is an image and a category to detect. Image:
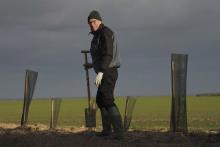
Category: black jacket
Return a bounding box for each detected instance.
[90,24,120,73]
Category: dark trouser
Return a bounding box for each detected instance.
[95,68,124,139]
[96,68,118,109]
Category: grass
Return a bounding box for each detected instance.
[0,96,219,131]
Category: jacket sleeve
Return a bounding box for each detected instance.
[99,30,113,72]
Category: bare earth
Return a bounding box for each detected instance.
[0,123,220,147]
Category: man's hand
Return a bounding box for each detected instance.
[95,72,103,87]
[83,63,93,69]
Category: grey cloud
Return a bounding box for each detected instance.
[0,0,220,98]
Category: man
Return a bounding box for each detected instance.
[84,10,123,139]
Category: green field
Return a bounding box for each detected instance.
[0,96,219,131]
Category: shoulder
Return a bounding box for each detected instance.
[100,25,113,38]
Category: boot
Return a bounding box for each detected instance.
[107,105,124,140]
[96,107,112,137]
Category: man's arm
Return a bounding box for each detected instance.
[99,30,113,73]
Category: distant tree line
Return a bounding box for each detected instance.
[196,93,220,96]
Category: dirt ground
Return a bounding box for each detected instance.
[0,123,220,147]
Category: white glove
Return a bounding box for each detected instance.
[95,72,104,87]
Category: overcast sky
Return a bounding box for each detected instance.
[0,0,220,99]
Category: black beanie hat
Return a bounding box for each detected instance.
[88,10,102,23]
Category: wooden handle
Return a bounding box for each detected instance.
[81,50,90,53]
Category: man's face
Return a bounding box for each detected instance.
[88,19,102,32]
